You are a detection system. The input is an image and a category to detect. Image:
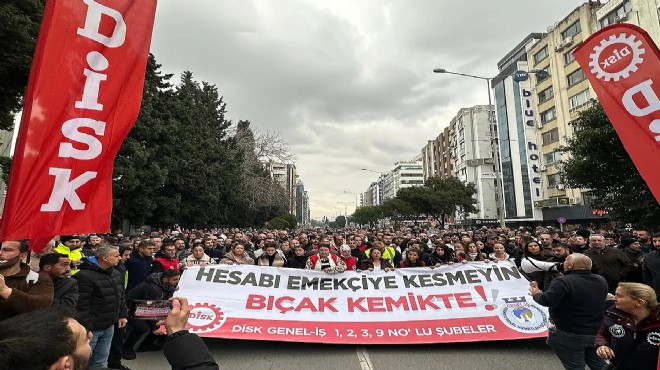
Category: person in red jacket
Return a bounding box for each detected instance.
[152,242,180,273]
[338,246,357,271]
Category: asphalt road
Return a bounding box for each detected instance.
[127,337,563,370]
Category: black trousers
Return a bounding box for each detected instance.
[107,323,125,367]
[122,319,152,351]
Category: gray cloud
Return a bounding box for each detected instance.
[151,0,583,219]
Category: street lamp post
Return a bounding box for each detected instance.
[343,191,358,209]
[433,68,506,229]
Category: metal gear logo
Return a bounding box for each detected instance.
[187,302,226,334]
[589,33,645,82]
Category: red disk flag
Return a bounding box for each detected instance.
[573,24,660,204]
[0,0,157,241]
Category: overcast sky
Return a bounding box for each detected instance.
[150,0,584,221]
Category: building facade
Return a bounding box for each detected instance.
[492,33,545,224]
[421,126,453,181]
[525,2,604,224]
[295,179,310,226]
[450,105,499,222]
[268,161,297,215]
[382,159,424,201]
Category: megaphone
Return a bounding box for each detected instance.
[521,258,562,274]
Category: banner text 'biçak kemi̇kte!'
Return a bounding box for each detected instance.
[177,261,549,344]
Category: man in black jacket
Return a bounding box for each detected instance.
[73,245,128,369]
[643,233,660,297]
[39,252,78,308]
[122,270,180,360]
[530,253,608,370]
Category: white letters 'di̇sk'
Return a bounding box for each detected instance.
[621,79,660,141]
[41,0,127,212]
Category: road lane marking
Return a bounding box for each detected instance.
[356,346,374,370]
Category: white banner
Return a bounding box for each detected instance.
[177,261,549,344]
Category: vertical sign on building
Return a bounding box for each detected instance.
[513,70,543,203]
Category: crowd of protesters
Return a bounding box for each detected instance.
[1,224,660,369]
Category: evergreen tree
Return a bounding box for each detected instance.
[560,101,660,228]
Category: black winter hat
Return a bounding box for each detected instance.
[59,235,77,243]
[575,229,591,239]
[619,238,638,249]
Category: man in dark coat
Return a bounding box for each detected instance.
[39,252,78,308]
[530,253,608,370]
[584,234,633,293]
[122,270,180,360]
[643,233,660,298]
[74,245,128,369]
[124,240,156,292]
[0,240,53,321]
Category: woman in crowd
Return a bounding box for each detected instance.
[338,245,358,271]
[286,245,309,269]
[252,238,267,258]
[489,242,512,262]
[428,243,456,266]
[219,242,254,265]
[359,248,393,272]
[280,241,294,259]
[306,244,346,273]
[180,244,216,269]
[458,242,488,263]
[596,283,660,370]
[255,242,286,267]
[520,239,548,288]
[399,248,425,268]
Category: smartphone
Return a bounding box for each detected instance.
[133,300,172,320]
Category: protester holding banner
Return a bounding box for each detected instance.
[306,244,347,273]
[256,242,286,267]
[530,254,608,370]
[489,243,511,262]
[220,242,255,265]
[400,248,426,268]
[428,243,456,266]
[338,245,358,271]
[359,247,393,271]
[458,242,489,263]
[595,283,660,370]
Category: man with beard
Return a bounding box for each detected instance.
[0,298,219,370]
[39,253,78,308]
[55,235,85,274]
[538,233,554,258]
[542,242,571,289]
[152,242,180,273]
[643,233,660,297]
[634,229,652,253]
[298,232,314,253]
[82,234,103,257]
[0,240,54,320]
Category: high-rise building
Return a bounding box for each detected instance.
[295,179,310,226]
[492,33,545,223]
[268,161,297,215]
[525,1,607,224]
[421,126,453,181]
[449,105,499,223]
[596,0,660,45]
[382,159,424,200]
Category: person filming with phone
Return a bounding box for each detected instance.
[122,270,180,361]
